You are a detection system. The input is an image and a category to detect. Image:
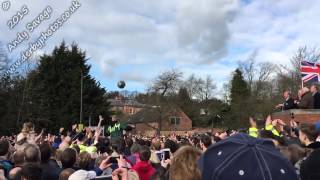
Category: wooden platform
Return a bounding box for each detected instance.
[272,109,320,124]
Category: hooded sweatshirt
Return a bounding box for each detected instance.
[132,161,156,180]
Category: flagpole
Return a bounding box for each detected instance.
[300,60,303,88]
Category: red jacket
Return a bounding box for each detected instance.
[132,161,156,180]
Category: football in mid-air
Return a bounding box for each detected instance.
[117,80,126,89]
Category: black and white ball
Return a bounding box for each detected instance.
[117,80,126,89]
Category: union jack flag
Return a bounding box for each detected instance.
[300,61,320,83]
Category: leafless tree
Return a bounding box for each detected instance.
[148,69,183,97]
[198,75,216,101]
[238,50,258,90]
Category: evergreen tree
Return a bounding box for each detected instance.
[24,42,110,131]
[228,69,251,128]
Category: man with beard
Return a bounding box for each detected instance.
[106,115,133,146]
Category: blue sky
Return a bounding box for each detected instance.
[1,0,320,97]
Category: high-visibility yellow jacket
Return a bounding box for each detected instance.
[265,124,280,136]
[249,127,258,138]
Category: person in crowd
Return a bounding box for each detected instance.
[112,156,140,180]
[279,144,306,166]
[0,139,13,178]
[20,163,42,180]
[39,143,61,180]
[126,143,140,166]
[106,115,133,147]
[2,116,320,180]
[310,84,320,109]
[199,133,299,180]
[149,138,161,164]
[123,138,133,156]
[58,135,71,151]
[68,169,97,180]
[265,115,284,137]
[60,148,77,170]
[132,145,156,180]
[24,144,41,164]
[299,123,320,149]
[164,139,179,154]
[276,90,296,110]
[300,149,320,180]
[58,168,75,180]
[297,87,314,109]
[169,146,202,180]
[248,117,258,138]
[77,151,94,171]
[199,134,212,152]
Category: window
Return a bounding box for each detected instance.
[170,117,181,125]
[129,108,134,115]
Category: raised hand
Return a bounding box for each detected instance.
[99,156,112,170]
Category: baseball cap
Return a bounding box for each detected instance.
[68,170,96,180]
[199,133,298,180]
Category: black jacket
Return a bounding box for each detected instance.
[313,92,320,109]
[283,97,296,110]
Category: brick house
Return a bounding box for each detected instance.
[127,106,193,133]
[108,96,146,115]
[108,96,192,133]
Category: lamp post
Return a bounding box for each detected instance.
[80,71,83,124]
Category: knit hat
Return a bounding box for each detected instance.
[199,133,299,180]
[68,170,96,180]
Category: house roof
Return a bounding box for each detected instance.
[126,108,159,124]
[126,107,191,124]
[107,98,147,108]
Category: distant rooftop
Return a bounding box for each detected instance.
[107,96,147,108]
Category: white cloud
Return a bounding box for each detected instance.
[176,0,239,64]
[229,0,320,66]
[2,0,320,95]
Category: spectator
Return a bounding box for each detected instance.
[126,143,140,166]
[150,138,161,163]
[310,84,320,109]
[279,144,306,165]
[200,134,212,152]
[60,148,77,169]
[58,136,71,151]
[39,143,61,180]
[0,139,13,177]
[299,123,320,149]
[275,90,296,110]
[164,139,179,154]
[300,149,320,180]
[58,168,75,180]
[199,133,298,180]
[20,163,42,180]
[12,149,24,167]
[68,170,96,180]
[124,138,133,156]
[297,87,314,109]
[264,115,282,137]
[169,146,202,180]
[78,152,94,171]
[248,117,258,138]
[24,144,41,164]
[132,145,156,180]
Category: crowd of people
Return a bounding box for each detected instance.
[0,113,319,180]
[276,84,320,110]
